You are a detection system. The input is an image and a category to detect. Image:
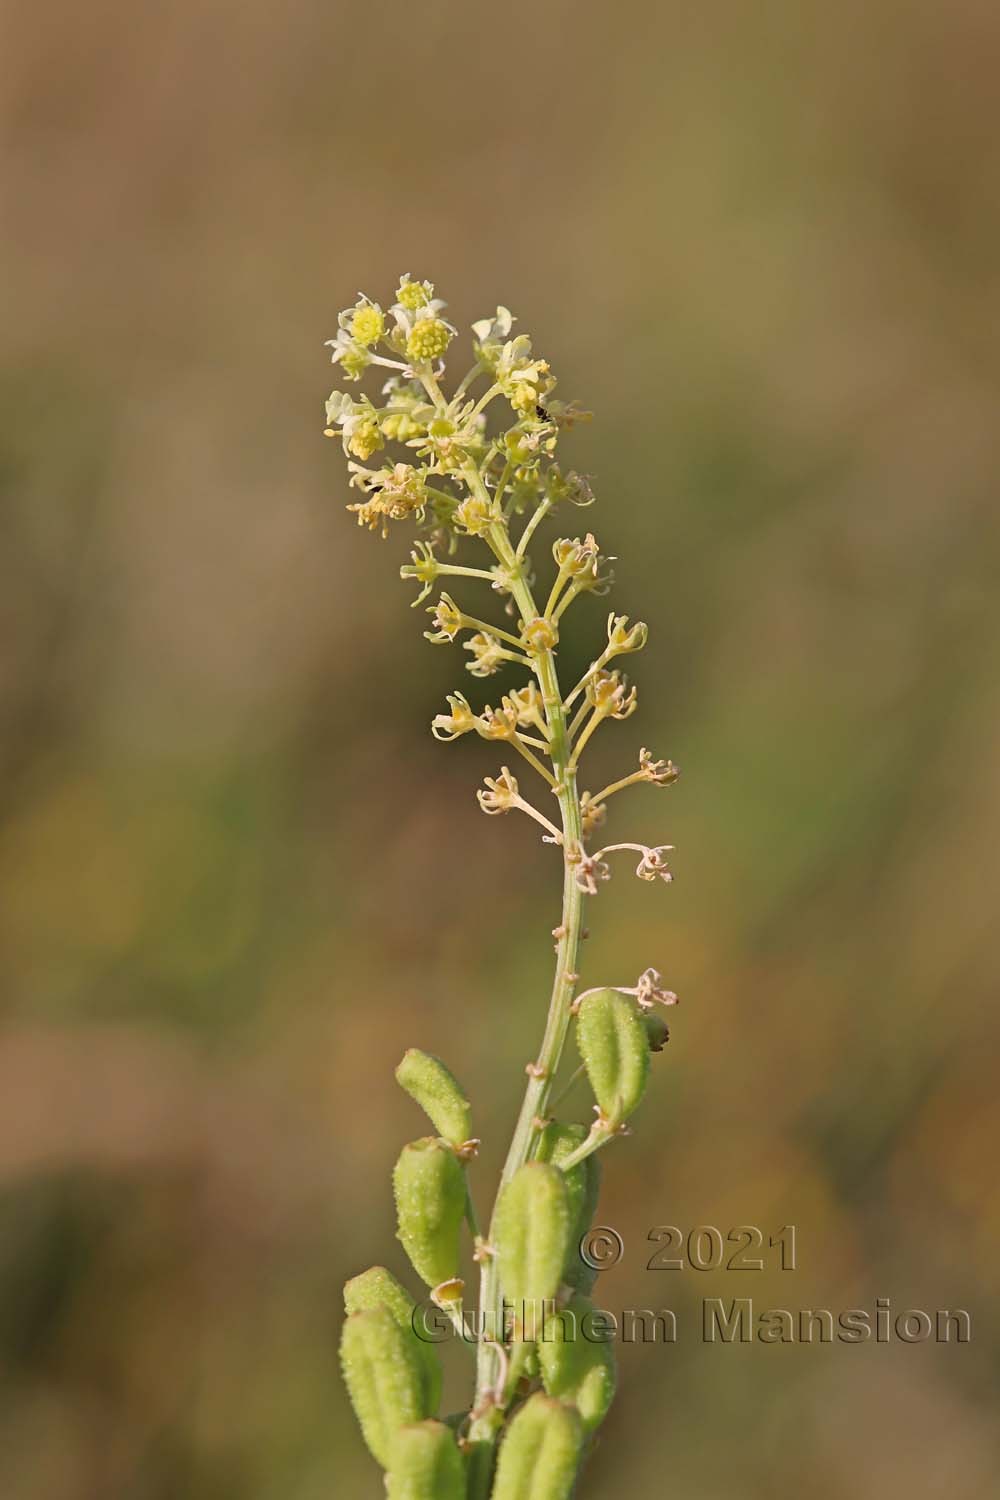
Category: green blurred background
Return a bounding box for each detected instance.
[2,1,999,1495]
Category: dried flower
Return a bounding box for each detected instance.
[425,593,464,643]
[464,632,507,677]
[477,767,521,815]
[639,748,679,785]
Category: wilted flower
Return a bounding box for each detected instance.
[476,701,519,741]
[553,533,602,580]
[431,692,477,741]
[573,850,611,896]
[606,614,648,656]
[587,669,638,720]
[425,593,465,643]
[521,617,558,653]
[454,494,493,535]
[506,682,547,734]
[464,632,507,677]
[639,748,679,785]
[579,793,607,839]
[346,462,426,536]
[477,767,520,815]
[634,845,674,883]
[634,967,679,1010]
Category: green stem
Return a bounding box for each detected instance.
[465,486,587,1490]
[558,1125,616,1172]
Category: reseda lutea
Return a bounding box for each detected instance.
[326,276,680,1499]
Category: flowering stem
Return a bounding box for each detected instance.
[462,485,587,1492]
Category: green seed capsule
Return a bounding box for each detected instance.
[557,1144,603,1295]
[340,1308,430,1470]
[343,1266,442,1413]
[535,1123,601,1288]
[393,1137,466,1289]
[395,1049,473,1150]
[386,1420,465,1500]
[538,1293,616,1432]
[576,988,650,1127]
[495,1163,572,1337]
[491,1393,584,1500]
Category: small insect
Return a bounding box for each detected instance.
[535,404,551,421]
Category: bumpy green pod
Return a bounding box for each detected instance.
[538,1293,617,1432]
[535,1124,601,1289]
[393,1137,466,1288]
[339,1308,430,1470]
[386,1420,465,1500]
[343,1266,442,1413]
[576,988,650,1127]
[491,1393,584,1500]
[395,1049,472,1150]
[495,1163,572,1338]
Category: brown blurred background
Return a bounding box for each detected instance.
[2,1,999,1495]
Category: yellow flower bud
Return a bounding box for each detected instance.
[397,275,434,310]
[350,302,385,346]
[407,317,452,364]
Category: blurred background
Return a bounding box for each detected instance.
[2,0,999,1495]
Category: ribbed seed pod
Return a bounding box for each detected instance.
[494,1163,572,1339]
[385,1420,465,1500]
[339,1308,430,1470]
[535,1123,601,1288]
[393,1137,466,1288]
[395,1049,472,1151]
[538,1293,617,1432]
[343,1266,442,1413]
[576,988,650,1127]
[491,1393,584,1500]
